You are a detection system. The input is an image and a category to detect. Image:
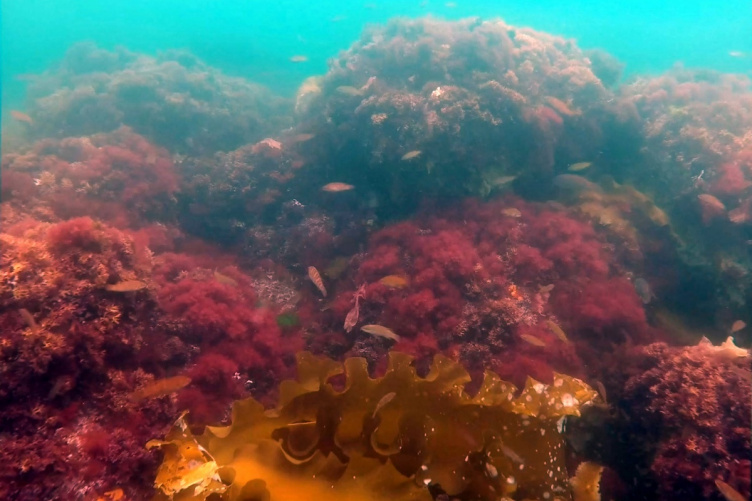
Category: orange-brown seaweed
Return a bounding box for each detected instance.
[149,351,599,500]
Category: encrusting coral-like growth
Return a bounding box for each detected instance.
[149,351,601,501]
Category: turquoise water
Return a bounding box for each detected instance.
[2,0,751,112]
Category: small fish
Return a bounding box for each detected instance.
[18,308,39,332]
[544,96,580,116]
[484,462,498,479]
[538,284,555,293]
[335,85,363,96]
[290,133,315,143]
[290,55,309,63]
[728,206,749,224]
[489,175,517,187]
[728,51,745,58]
[372,391,397,417]
[322,182,354,192]
[731,320,746,334]
[324,256,350,279]
[131,375,191,402]
[553,174,602,195]
[499,443,524,464]
[594,380,608,404]
[715,479,746,501]
[546,320,570,344]
[361,324,401,341]
[501,207,522,218]
[646,205,670,227]
[10,110,33,124]
[520,333,547,347]
[307,266,327,297]
[213,270,238,287]
[698,194,726,222]
[105,280,147,292]
[98,488,124,501]
[378,275,409,288]
[633,278,654,304]
[401,150,422,161]
[568,161,592,172]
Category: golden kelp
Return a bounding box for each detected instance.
[105,280,147,292]
[150,352,600,501]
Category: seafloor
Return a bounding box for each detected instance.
[0,17,750,501]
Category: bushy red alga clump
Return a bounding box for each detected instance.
[0,216,174,499]
[154,253,304,422]
[0,214,303,499]
[1,127,179,226]
[622,341,751,500]
[306,197,653,388]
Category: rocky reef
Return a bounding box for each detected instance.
[1,15,750,501]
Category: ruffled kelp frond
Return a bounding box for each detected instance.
[150,351,600,501]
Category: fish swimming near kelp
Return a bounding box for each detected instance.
[18,308,40,333]
[715,479,746,501]
[11,110,33,124]
[372,391,397,417]
[213,270,238,287]
[307,266,327,297]
[131,376,191,402]
[697,194,726,222]
[553,174,602,196]
[361,324,401,341]
[322,182,354,192]
[105,280,147,292]
[633,278,654,304]
[401,150,422,161]
[568,161,592,172]
[546,320,570,344]
[520,333,547,347]
[730,320,746,334]
[378,275,409,288]
[335,85,363,96]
